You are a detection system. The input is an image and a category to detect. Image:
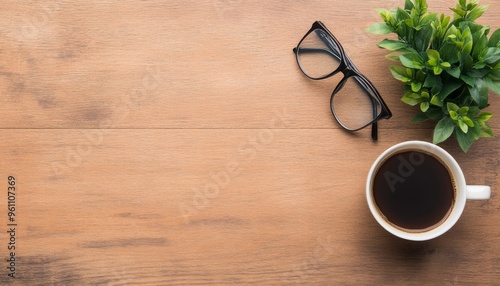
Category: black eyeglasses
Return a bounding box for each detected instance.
[293,21,392,140]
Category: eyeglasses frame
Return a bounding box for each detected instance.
[293,21,392,140]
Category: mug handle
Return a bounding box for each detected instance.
[466,185,491,200]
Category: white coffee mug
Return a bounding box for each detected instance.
[366,141,490,241]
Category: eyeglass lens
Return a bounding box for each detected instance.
[332,76,382,130]
[296,29,342,79]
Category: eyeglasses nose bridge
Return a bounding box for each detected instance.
[333,68,357,94]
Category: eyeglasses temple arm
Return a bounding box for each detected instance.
[371,123,378,140]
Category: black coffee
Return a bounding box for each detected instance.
[372,150,455,232]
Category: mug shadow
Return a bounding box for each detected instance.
[359,205,442,268]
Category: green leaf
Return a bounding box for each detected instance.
[396,7,411,21]
[477,112,493,123]
[411,82,422,92]
[468,79,488,108]
[411,111,429,122]
[440,62,451,68]
[480,124,494,137]
[423,74,442,87]
[471,123,482,140]
[384,52,401,61]
[426,106,446,121]
[451,7,466,18]
[445,66,461,78]
[472,62,486,69]
[390,65,411,81]
[456,128,475,152]
[466,1,478,10]
[491,69,500,79]
[427,49,440,65]
[401,93,421,106]
[447,102,460,112]
[433,116,455,144]
[416,70,427,82]
[439,81,463,100]
[450,110,459,120]
[469,106,481,117]
[415,25,433,52]
[421,12,438,25]
[466,68,490,78]
[376,8,394,24]
[400,53,424,69]
[459,52,474,70]
[378,39,411,51]
[472,34,488,60]
[458,120,468,133]
[404,0,415,10]
[462,40,474,55]
[404,18,414,28]
[464,21,487,36]
[420,101,430,112]
[439,42,460,64]
[488,28,500,47]
[458,106,469,115]
[367,23,393,34]
[406,68,414,77]
[484,77,500,94]
[430,95,443,106]
[462,116,474,127]
[465,5,489,22]
[420,0,429,11]
[461,75,475,87]
[427,49,440,59]
[445,25,458,40]
[484,47,500,64]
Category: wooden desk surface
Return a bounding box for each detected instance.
[0,1,498,285]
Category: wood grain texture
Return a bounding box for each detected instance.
[0,0,499,285]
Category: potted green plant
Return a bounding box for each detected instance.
[368,0,500,152]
